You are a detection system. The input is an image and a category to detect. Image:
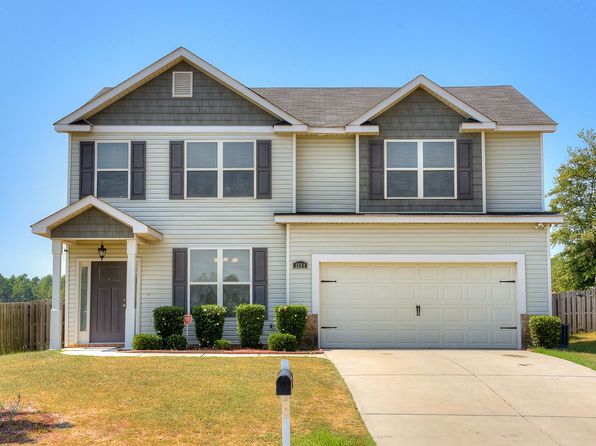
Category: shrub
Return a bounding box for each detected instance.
[236,304,266,348]
[191,305,226,347]
[214,339,232,350]
[529,315,561,348]
[275,305,308,344]
[165,334,187,350]
[268,333,298,351]
[132,333,162,350]
[153,306,184,339]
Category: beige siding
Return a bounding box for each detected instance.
[485,133,544,212]
[296,136,356,212]
[289,223,550,314]
[66,132,292,346]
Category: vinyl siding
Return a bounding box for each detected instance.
[485,133,544,212]
[288,223,550,315]
[65,131,292,346]
[296,136,356,212]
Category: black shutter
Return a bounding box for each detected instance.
[457,140,473,200]
[130,141,146,200]
[172,248,188,311]
[369,140,384,199]
[252,248,268,315]
[79,141,95,198]
[170,141,184,199]
[256,140,272,199]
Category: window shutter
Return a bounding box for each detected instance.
[172,248,188,311]
[369,140,384,199]
[457,140,473,200]
[252,248,268,315]
[256,140,272,199]
[79,141,95,198]
[170,141,184,199]
[130,141,146,200]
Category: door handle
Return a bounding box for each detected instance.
[416,305,420,316]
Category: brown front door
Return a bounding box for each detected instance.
[90,261,126,343]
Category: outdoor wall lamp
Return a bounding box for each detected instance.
[98,242,107,261]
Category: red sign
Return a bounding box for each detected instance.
[183,314,193,325]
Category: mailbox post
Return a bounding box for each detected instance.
[276,359,293,446]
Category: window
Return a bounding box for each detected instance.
[79,266,88,332]
[172,71,193,97]
[186,141,255,198]
[385,140,456,199]
[96,141,130,198]
[189,248,251,317]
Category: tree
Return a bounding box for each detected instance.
[548,129,596,290]
[0,273,64,302]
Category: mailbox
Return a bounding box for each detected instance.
[276,368,293,396]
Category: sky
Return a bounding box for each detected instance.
[0,0,594,277]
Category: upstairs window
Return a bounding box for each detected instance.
[172,71,193,97]
[96,142,129,198]
[385,140,456,199]
[186,141,255,198]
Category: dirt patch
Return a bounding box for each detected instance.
[1,405,71,444]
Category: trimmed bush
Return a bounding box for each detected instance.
[236,304,266,348]
[275,305,308,344]
[132,334,162,350]
[268,333,298,351]
[529,315,561,348]
[191,305,226,347]
[165,334,188,350]
[153,306,184,339]
[214,339,232,350]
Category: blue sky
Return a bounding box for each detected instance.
[0,0,594,277]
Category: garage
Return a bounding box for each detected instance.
[319,262,519,349]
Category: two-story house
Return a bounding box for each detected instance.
[32,47,561,350]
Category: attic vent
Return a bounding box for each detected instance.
[172,71,193,97]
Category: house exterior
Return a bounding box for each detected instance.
[32,47,562,350]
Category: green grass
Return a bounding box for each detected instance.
[0,352,374,445]
[533,331,596,371]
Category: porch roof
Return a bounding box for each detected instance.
[31,196,162,242]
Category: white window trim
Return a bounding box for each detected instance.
[95,140,131,199]
[188,247,253,317]
[172,71,193,98]
[384,139,457,200]
[184,140,256,199]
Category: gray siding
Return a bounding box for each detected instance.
[359,89,483,212]
[51,208,133,238]
[87,62,280,126]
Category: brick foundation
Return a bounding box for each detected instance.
[301,314,319,349]
[520,314,531,349]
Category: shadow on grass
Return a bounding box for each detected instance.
[0,410,72,444]
[568,340,596,354]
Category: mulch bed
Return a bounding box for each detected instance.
[121,347,324,355]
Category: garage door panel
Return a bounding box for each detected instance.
[444,308,465,322]
[395,286,416,302]
[420,286,441,301]
[468,287,490,304]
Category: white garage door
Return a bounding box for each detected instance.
[320,262,518,349]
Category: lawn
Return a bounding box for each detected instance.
[0,352,374,445]
[533,331,596,371]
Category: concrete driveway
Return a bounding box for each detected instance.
[326,350,596,446]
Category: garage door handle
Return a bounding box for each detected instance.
[499,280,516,283]
[321,326,338,329]
[500,326,518,330]
[321,280,337,283]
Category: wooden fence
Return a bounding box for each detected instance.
[0,300,64,355]
[552,288,596,333]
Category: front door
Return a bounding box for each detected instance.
[90,261,127,343]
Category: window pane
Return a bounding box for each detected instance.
[223,142,254,168]
[387,142,417,168]
[97,171,128,198]
[187,171,217,197]
[190,285,217,309]
[223,249,250,282]
[387,171,418,197]
[423,141,454,168]
[223,171,254,197]
[79,267,88,332]
[223,284,250,317]
[190,249,217,282]
[424,171,455,197]
[97,142,128,169]
[187,142,217,168]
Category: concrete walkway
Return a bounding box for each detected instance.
[326,349,596,446]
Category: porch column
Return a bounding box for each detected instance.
[49,239,62,350]
[125,238,137,349]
